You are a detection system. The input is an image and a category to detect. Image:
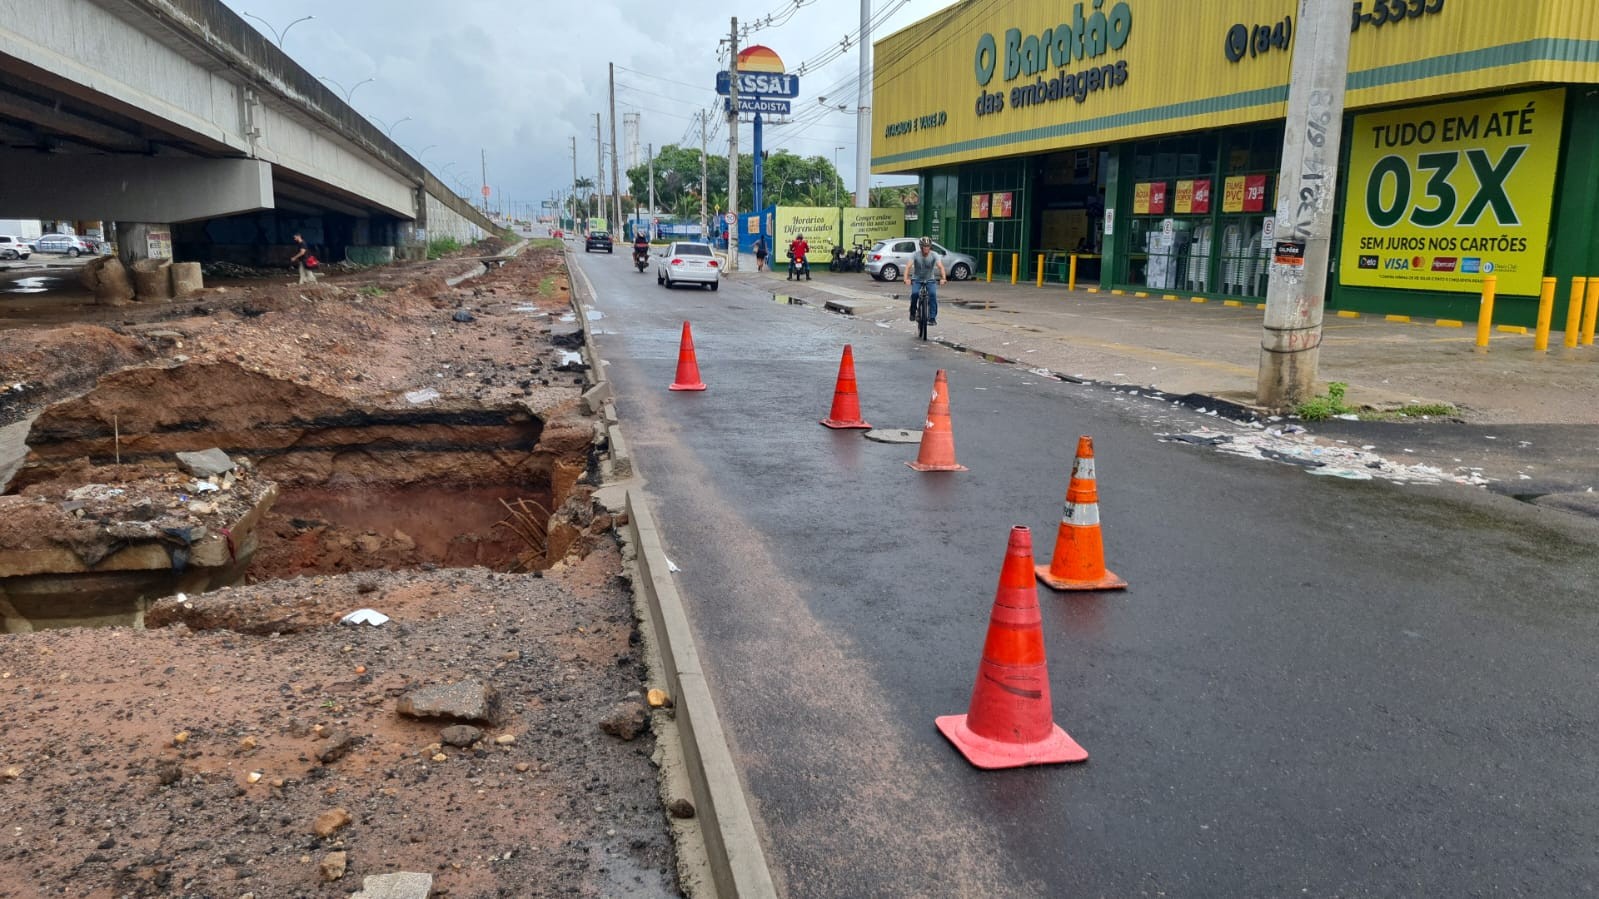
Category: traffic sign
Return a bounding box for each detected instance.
[723,213,736,225]
[481,185,490,198]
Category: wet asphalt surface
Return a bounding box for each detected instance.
[575,249,1599,898]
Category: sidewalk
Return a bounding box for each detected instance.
[728,253,1599,427]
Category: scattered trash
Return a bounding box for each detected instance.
[1159,432,1233,446]
[451,309,476,323]
[1335,413,1360,421]
[191,481,220,494]
[340,609,390,626]
[404,387,440,404]
[664,556,681,573]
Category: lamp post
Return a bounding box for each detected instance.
[319,76,373,104]
[834,146,846,207]
[242,13,313,48]
[384,117,411,140]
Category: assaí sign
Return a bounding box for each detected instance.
[972,0,1133,118]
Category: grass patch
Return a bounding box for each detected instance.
[1294,381,1356,421]
[1362,402,1460,422]
[527,238,564,250]
[357,285,386,298]
[427,237,462,260]
[537,276,557,296]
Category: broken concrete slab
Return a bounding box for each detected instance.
[395,679,500,724]
[176,448,235,477]
[350,872,433,899]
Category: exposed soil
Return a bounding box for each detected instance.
[0,241,684,897]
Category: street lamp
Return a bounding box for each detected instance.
[413,144,437,164]
[319,75,373,104]
[834,146,846,207]
[242,13,313,49]
[370,116,411,140]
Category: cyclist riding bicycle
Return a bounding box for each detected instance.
[904,237,947,325]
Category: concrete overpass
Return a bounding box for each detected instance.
[0,0,494,265]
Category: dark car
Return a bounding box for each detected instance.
[584,230,613,253]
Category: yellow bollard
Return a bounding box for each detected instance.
[985,251,993,283]
[1475,275,1497,348]
[1565,277,1587,348]
[1584,277,1599,346]
[1010,253,1018,285]
[1534,277,1556,352]
[1069,254,1078,291]
[1035,254,1045,287]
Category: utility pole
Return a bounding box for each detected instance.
[1256,0,1353,408]
[854,0,871,208]
[725,17,740,271]
[609,63,622,234]
[698,111,709,241]
[480,149,488,213]
[593,113,605,223]
[647,142,655,241]
[570,136,579,229]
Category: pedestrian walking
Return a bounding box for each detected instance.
[290,233,319,284]
[754,237,767,272]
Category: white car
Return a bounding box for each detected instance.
[0,236,31,260]
[656,241,721,290]
[865,237,976,282]
[34,233,91,257]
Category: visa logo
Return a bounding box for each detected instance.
[1384,258,1410,270]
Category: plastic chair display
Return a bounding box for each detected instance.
[1188,222,1212,292]
[1221,223,1245,294]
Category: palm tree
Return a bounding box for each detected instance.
[573,177,595,222]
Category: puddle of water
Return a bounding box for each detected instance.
[5,277,49,294]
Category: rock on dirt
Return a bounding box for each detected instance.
[319,850,348,881]
[313,807,352,837]
[601,699,650,741]
[352,871,434,898]
[440,724,483,747]
[175,447,236,477]
[396,679,500,724]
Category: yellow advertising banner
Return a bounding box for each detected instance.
[841,207,906,249]
[1339,88,1565,296]
[1175,180,1194,215]
[1222,177,1246,213]
[1132,182,1151,215]
[774,206,841,264]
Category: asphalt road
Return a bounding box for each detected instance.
[574,248,1599,898]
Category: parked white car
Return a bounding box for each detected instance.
[656,241,721,290]
[0,235,31,260]
[865,237,976,282]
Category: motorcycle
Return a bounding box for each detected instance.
[633,245,649,272]
[829,245,847,273]
[845,242,868,273]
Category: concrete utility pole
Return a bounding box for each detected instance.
[594,113,604,222]
[854,0,872,207]
[647,142,655,240]
[570,135,579,228]
[1257,0,1353,409]
[698,111,709,241]
[609,63,622,233]
[480,149,488,213]
[725,17,739,271]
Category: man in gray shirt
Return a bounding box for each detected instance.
[904,237,947,324]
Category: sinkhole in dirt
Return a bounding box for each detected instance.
[2,363,596,632]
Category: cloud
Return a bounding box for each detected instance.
[220,0,935,212]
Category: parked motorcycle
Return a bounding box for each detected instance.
[845,242,868,273]
[830,245,848,273]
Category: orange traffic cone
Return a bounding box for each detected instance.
[907,369,967,471]
[820,345,871,429]
[937,525,1088,769]
[1036,436,1127,591]
[668,321,707,391]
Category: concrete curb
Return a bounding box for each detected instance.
[566,248,776,898]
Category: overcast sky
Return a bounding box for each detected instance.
[218,0,944,215]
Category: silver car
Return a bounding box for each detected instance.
[865,237,976,282]
[34,233,90,257]
[656,241,721,291]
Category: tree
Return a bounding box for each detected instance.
[628,146,847,213]
[573,177,594,222]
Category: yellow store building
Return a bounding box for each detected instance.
[871,0,1599,323]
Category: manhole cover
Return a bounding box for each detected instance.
[864,428,922,444]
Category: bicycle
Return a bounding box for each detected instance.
[910,280,930,341]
